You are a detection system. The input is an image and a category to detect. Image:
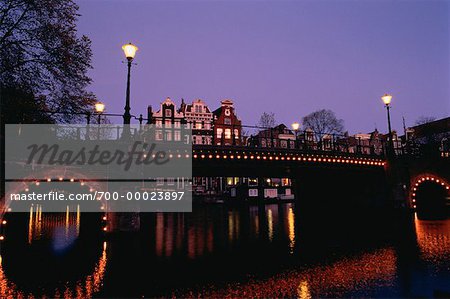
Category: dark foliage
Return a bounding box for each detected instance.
[0,0,95,123]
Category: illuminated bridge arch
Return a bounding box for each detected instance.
[1,169,109,239]
[411,174,450,219]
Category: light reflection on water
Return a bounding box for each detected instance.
[0,203,449,297]
[175,247,397,298]
[27,204,81,251]
[414,214,450,266]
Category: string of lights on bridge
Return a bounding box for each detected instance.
[192,150,386,166]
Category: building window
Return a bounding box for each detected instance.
[174,130,181,141]
[216,128,223,138]
[281,140,287,148]
[195,122,202,129]
[174,121,180,128]
[249,189,258,197]
[225,128,231,139]
[156,120,162,128]
[281,178,291,186]
[224,118,231,125]
[165,120,172,128]
[226,177,239,185]
[156,177,164,186]
[165,109,172,117]
[165,131,172,141]
[234,129,239,139]
[167,177,175,186]
[155,130,163,140]
[248,178,258,186]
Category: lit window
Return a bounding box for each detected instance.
[227,177,234,185]
[234,129,239,139]
[196,122,202,129]
[165,131,172,141]
[174,121,180,128]
[174,130,181,141]
[216,128,223,138]
[156,120,162,128]
[281,178,291,186]
[225,129,231,139]
[248,178,258,186]
[249,189,258,197]
[167,177,175,185]
[165,120,172,128]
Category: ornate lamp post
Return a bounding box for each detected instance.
[121,43,138,136]
[291,122,300,149]
[95,102,105,139]
[381,93,394,155]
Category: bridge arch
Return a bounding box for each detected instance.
[410,174,450,219]
[1,169,109,240]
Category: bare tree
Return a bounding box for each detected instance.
[302,109,344,141]
[257,112,276,129]
[0,0,95,123]
[415,116,437,126]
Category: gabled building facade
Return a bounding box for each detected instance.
[212,99,242,146]
[149,97,185,142]
[248,124,295,148]
[180,98,213,145]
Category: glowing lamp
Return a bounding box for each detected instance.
[122,43,138,60]
[95,102,105,113]
[291,122,300,131]
[381,93,392,106]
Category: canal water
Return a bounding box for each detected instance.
[0,203,449,298]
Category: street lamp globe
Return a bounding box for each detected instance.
[95,102,105,113]
[381,93,392,106]
[291,122,300,131]
[122,43,138,61]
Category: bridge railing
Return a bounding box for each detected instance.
[5,112,390,157]
[4,121,389,157]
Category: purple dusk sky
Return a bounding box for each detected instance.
[76,0,449,134]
